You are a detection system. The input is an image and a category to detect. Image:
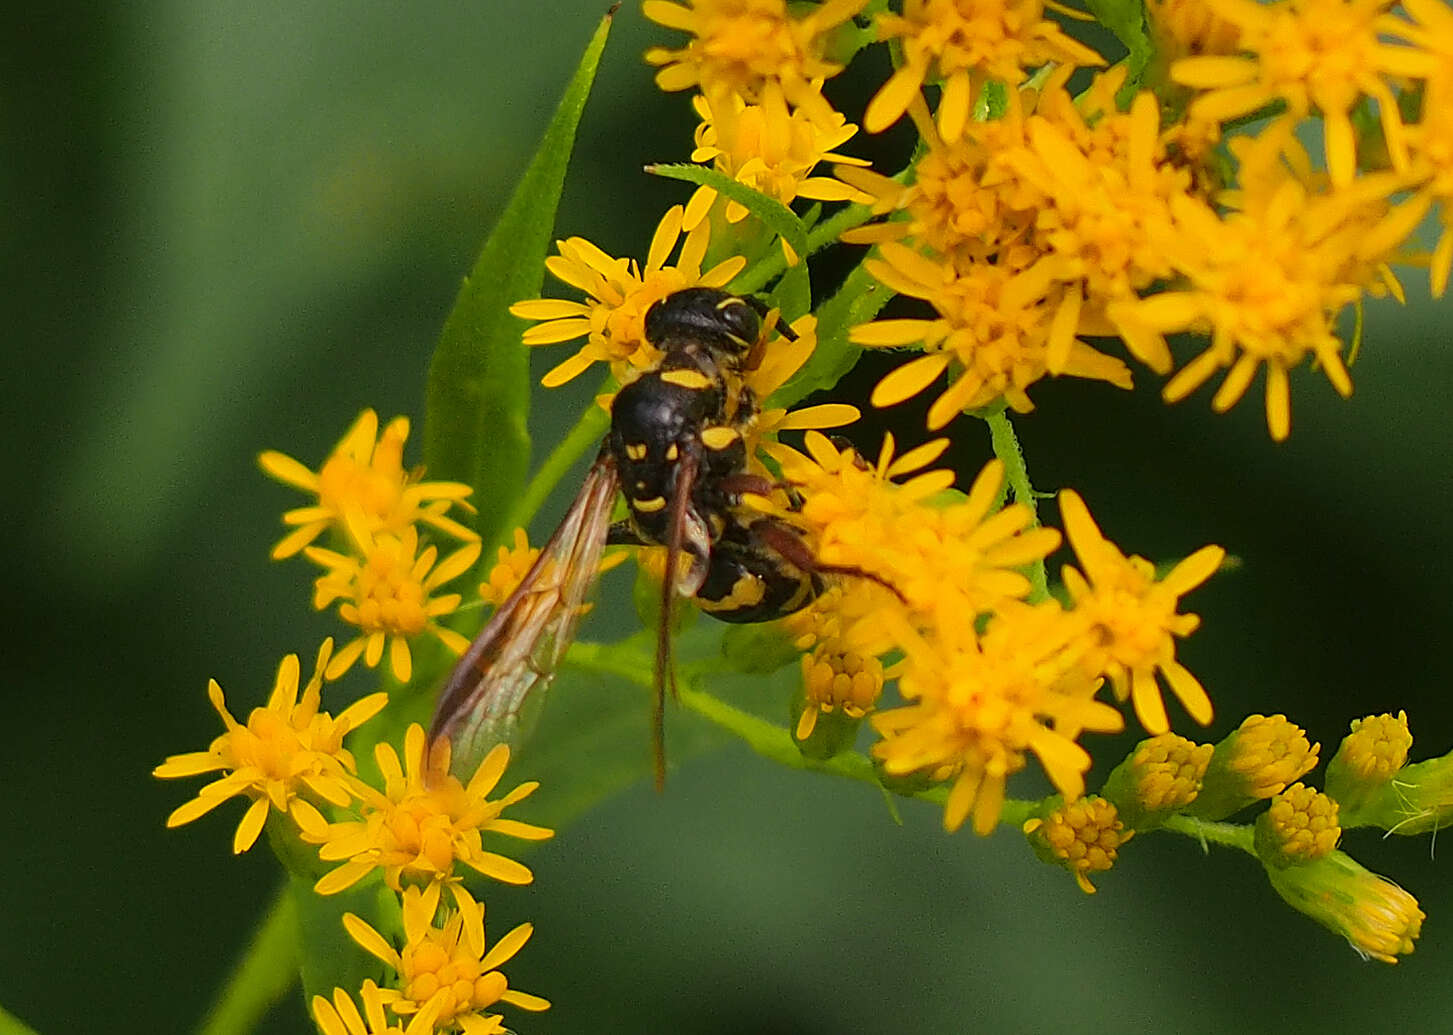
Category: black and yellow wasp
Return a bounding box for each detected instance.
[430,288,839,785]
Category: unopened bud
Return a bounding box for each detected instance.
[1186,714,1318,820]
[1254,783,1340,867]
[1101,733,1214,830]
[1023,796,1133,894]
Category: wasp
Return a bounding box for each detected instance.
[430,288,852,785]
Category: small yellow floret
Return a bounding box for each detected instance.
[1023,796,1133,894]
[1257,782,1341,866]
[1189,714,1319,820]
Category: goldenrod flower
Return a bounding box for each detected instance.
[1325,711,1412,821]
[509,204,748,387]
[313,979,443,1035]
[795,641,884,740]
[1255,783,1340,867]
[155,640,388,854]
[643,0,867,127]
[479,526,628,611]
[1172,0,1435,187]
[259,409,477,560]
[684,89,871,262]
[1058,488,1222,735]
[1146,0,1242,60]
[1399,65,1453,296]
[1101,732,1214,830]
[1023,796,1133,893]
[853,244,1132,427]
[1116,164,1405,440]
[873,604,1124,835]
[1264,850,1423,964]
[1188,714,1319,820]
[344,883,549,1034]
[307,527,481,683]
[865,0,1103,142]
[770,434,1061,648]
[313,727,552,900]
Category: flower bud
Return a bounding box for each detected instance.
[1101,733,1214,830]
[792,643,884,760]
[1254,783,1340,868]
[1023,796,1133,894]
[1325,712,1412,826]
[1263,850,1423,964]
[1185,714,1318,820]
[1349,750,1453,837]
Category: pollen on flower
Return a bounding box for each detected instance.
[1256,782,1341,867]
[864,0,1104,142]
[306,526,480,683]
[643,0,867,127]
[343,883,549,1033]
[259,409,477,560]
[311,726,553,900]
[1058,488,1224,735]
[1023,796,1133,894]
[154,639,388,854]
[509,204,749,388]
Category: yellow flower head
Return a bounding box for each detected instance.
[155,640,388,854]
[1398,60,1453,296]
[865,0,1104,143]
[307,526,481,683]
[643,0,867,127]
[313,726,553,899]
[685,88,871,257]
[852,242,1133,427]
[313,979,442,1035]
[1117,140,1408,440]
[1102,732,1214,830]
[1189,713,1319,820]
[770,433,1061,648]
[795,641,885,741]
[1023,795,1134,893]
[1265,849,1423,964]
[1325,711,1412,819]
[873,603,1124,835]
[1172,0,1435,187]
[1255,782,1341,867]
[259,409,477,560]
[509,204,748,387]
[344,883,549,1033]
[1058,488,1223,735]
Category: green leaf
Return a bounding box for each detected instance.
[645,163,813,316]
[195,887,298,1035]
[290,875,392,1014]
[0,1003,40,1035]
[774,258,891,408]
[1084,0,1154,86]
[423,10,617,551]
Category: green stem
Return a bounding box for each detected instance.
[984,409,1050,601]
[196,885,298,1035]
[733,202,876,297]
[1160,815,1257,855]
[495,388,610,546]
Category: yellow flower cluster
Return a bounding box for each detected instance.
[767,431,1222,835]
[261,409,482,682]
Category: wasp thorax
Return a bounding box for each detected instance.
[644,287,760,355]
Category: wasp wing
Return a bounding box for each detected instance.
[430,455,619,772]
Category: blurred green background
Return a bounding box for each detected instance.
[8,2,1453,1033]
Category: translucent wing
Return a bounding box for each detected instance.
[430,456,619,773]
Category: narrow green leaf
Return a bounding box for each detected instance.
[645,163,813,315]
[0,1003,40,1035]
[195,887,297,1035]
[774,258,892,408]
[1084,0,1153,85]
[423,11,617,550]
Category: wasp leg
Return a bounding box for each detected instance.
[750,518,908,605]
